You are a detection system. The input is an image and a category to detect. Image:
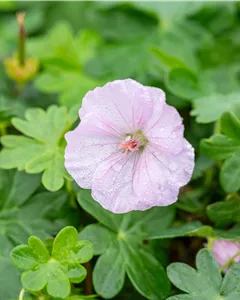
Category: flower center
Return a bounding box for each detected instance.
[119,130,148,156]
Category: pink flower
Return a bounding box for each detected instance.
[211,240,240,272]
[64,79,194,213]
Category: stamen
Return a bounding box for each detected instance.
[119,135,143,155]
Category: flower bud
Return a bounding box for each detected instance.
[4,55,39,86]
[212,240,240,272]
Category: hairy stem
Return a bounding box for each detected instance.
[220,250,240,272]
[19,288,25,300]
[17,12,25,66]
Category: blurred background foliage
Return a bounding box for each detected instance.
[1,1,240,300]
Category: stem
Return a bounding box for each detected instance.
[207,237,214,250]
[19,288,25,300]
[220,250,240,272]
[16,12,25,66]
[83,262,92,295]
[214,119,221,135]
[66,180,77,208]
[0,124,7,136]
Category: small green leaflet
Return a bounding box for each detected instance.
[11,226,93,299]
[167,249,240,300]
[0,105,78,191]
[78,189,175,300]
[201,111,240,192]
[191,93,240,123]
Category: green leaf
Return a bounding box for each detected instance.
[77,190,123,231]
[167,249,222,299]
[221,112,240,141]
[28,236,50,263]
[53,226,79,260]
[11,226,92,299]
[167,249,240,299]
[147,222,214,239]
[215,224,240,240]
[78,190,174,299]
[22,266,47,292]
[85,33,158,80]
[152,25,199,72]
[195,249,222,291]
[177,189,204,213]
[165,68,202,100]
[0,96,26,122]
[53,226,93,264]
[46,263,71,299]
[79,224,116,255]
[191,93,240,123]
[30,25,103,107]
[67,265,87,283]
[122,242,170,300]
[220,150,240,192]
[75,240,94,264]
[21,262,71,299]
[11,245,39,270]
[151,47,187,70]
[0,233,21,299]
[192,156,215,180]
[200,66,240,96]
[28,21,80,68]
[0,169,74,299]
[35,71,103,107]
[207,199,240,225]
[93,245,125,299]
[0,106,77,191]
[220,262,240,296]
[201,135,240,160]
[0,169,71,245]
[131,2,203,26]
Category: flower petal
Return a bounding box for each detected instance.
[80,79,154,133]
[148,139,194,188]
[144,86,166,131]
[132,149,179,207]
[133,140,194,206]
[145,103,184,155]
[91,152,142,213]
[64,112,120,188]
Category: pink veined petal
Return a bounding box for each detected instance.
[147,139,195,190]
[145,103,184,155]
[132,148,180,207]
[64,112,121,189]
[79,79,154,133]
[91,151,145,213]
[144,86,166,131]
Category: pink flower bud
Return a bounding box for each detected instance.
[212,240,240,272]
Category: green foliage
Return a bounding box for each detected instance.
[29,22,103,107]
[78,190,174,299]
[191,93,240,124]
[0,169,77,299]
[0,105,78,191]
[201,112,240,192]
[167,249,240,300]
[11,226,93,299]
